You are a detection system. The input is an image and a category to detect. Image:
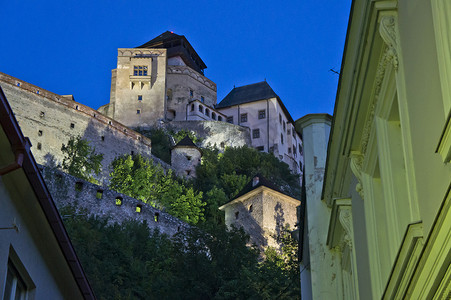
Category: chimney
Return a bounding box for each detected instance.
[252,176,260,187]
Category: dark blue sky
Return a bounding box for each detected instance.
[0,0,351,121]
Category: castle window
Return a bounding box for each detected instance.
[281,133,284,145]
[287,128,291,135]
[186,155,192,161]
[136,204,142,213]
[283,121,286,131]
[279,113,282,124]
[212,112,216,120]
[218,116,223,121]
[220,142,225,148]
[101,136,105,141]
[96,190,103,199]
[40,111,45,118]
[108,121,112,125]
[201,96,205,103]
[131,151,134,155]
[124,129,127,133]
[186,170,191,176]
[137,109,141,114]
[75,105,79,110]
[138,95,142,101]
[70,123,75,129]
[258,109,266,119]
[134,65,148,76]
[93,113,96,118]
[36,90,40,94]
[226,116,233,123]
[249,205,253,212]
[154,213,159,222]
[17,82,21,87]
[190,89,193,97]
[75,182,83,192]
[38,130,43,136]
[293,146,296,156]
[191,104,195,111]
[235,211,239,219]
[37,142,42,150]
[199,105,203,113]
[288,147,292,154]
[256,146,264,151]
[240,113,248,123]
[299,144,303,155]
[115,197,122,206]
[205,109,210,117]
[252,129,260,139]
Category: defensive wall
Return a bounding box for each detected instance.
[41,166,188,236]
[0,72,169,185]
[162,120,252,149]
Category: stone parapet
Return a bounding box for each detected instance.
[41,166,188,236]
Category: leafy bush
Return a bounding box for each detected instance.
[61,136,103,183]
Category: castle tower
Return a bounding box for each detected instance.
[171,135,202,178]
[98,31,217,127]
[219,175,301,251]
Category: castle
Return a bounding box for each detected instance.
[0,31,303,255]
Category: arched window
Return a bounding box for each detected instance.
[205,108,210,117]
[212,112,216,120]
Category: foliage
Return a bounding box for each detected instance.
[109,154,205,225]
[144,128,172,164]
[61,206,300,299]
[171,129,202,145]
[134,128,202,164]
[194,146,300,225]
[61,136,103,183]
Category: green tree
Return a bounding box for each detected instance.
[109,155,205,225]
[61,136,103,183]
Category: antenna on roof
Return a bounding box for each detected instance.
[264,78,266,82]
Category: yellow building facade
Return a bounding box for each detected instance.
[303,0,451,299]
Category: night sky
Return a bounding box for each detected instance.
[0,0,351,121]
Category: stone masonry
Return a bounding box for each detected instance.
[41,166,188,236]
[0,72,169,185]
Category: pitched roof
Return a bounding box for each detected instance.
[137,31,207,73]
[173,135,198,148]
[234,174,282,199]
[219,174,300,209]
[215,81,295,123]
[137,31,184,48]
[215,81,278,109]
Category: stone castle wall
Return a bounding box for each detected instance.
[0,72,169,185]
[41,166,188,236]
[164,120,252,149]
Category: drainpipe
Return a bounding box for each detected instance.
[267,99,270,152]
[238,105,240,125]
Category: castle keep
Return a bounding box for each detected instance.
[0,31,303,256]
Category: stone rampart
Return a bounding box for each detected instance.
[41,166,188,236]
[163,120,252,149]
[0,72,170,185]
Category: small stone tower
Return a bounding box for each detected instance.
[219,175,301,251]
[171,136,202,178]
